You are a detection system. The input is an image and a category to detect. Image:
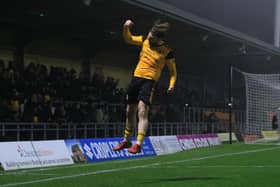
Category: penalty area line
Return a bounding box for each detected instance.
[0,146,279,187]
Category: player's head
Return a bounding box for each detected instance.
[150,19,170,39]
[148,19,170,47]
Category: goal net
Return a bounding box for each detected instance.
[234,67,280,143]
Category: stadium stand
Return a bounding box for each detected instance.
[0,58,209,124]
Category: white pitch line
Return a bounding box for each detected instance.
[150,165,280,169]
[0,146,279,187]
[5,156,155,173]
[164,146,280,165]
[0,173,57,176]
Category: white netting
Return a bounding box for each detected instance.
[241,71,280,135]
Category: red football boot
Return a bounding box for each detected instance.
[127,144,141,154]
[113,141,132,151]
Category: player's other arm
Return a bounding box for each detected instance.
[166,51,177,94]
[123,19,143,46]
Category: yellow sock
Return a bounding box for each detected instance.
[136,131,146,146]
[124,127,133,142]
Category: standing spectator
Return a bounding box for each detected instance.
[53,103,67,123]
[38,94,53,122]
[96,103,104,123]
[86,102,97,122]
[8,89,20,121]
[69,103,85,123]
[22,94,39,122]
[0,98,10,122]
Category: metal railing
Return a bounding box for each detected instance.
[0,122,244,141]
[0,122,124,141]
[0,107,246,141]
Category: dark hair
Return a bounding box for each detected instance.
[151,19,170,39]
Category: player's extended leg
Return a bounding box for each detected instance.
[128,100,149,154]
[113,104,137,151]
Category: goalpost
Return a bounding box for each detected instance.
[232,67,280,143]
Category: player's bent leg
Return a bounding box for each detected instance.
[128,101,149,154]
[124,104,137,141]
[113,104,137,151]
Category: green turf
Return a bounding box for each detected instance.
[1,143,280,187]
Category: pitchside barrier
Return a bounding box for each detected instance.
[218,132,238,143]
[261,130,279,141]
[0,140,73,170]
[0,134,222,171]
[0,107,245,142]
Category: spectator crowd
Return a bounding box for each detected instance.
[0,60,125,123]
[0,60,208,123]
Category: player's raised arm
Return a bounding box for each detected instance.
[166,51,177,94]
[123,19,143,46]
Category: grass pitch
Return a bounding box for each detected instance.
[1,143,280,187]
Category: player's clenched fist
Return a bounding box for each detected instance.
[124,19,134,27]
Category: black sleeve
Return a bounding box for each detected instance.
[166,51,175,59]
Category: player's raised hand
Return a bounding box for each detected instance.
[124,19,134,27]
[167,87,174,95]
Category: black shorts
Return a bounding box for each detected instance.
[126,77,156,105]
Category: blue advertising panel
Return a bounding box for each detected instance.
[79,137,156,162]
